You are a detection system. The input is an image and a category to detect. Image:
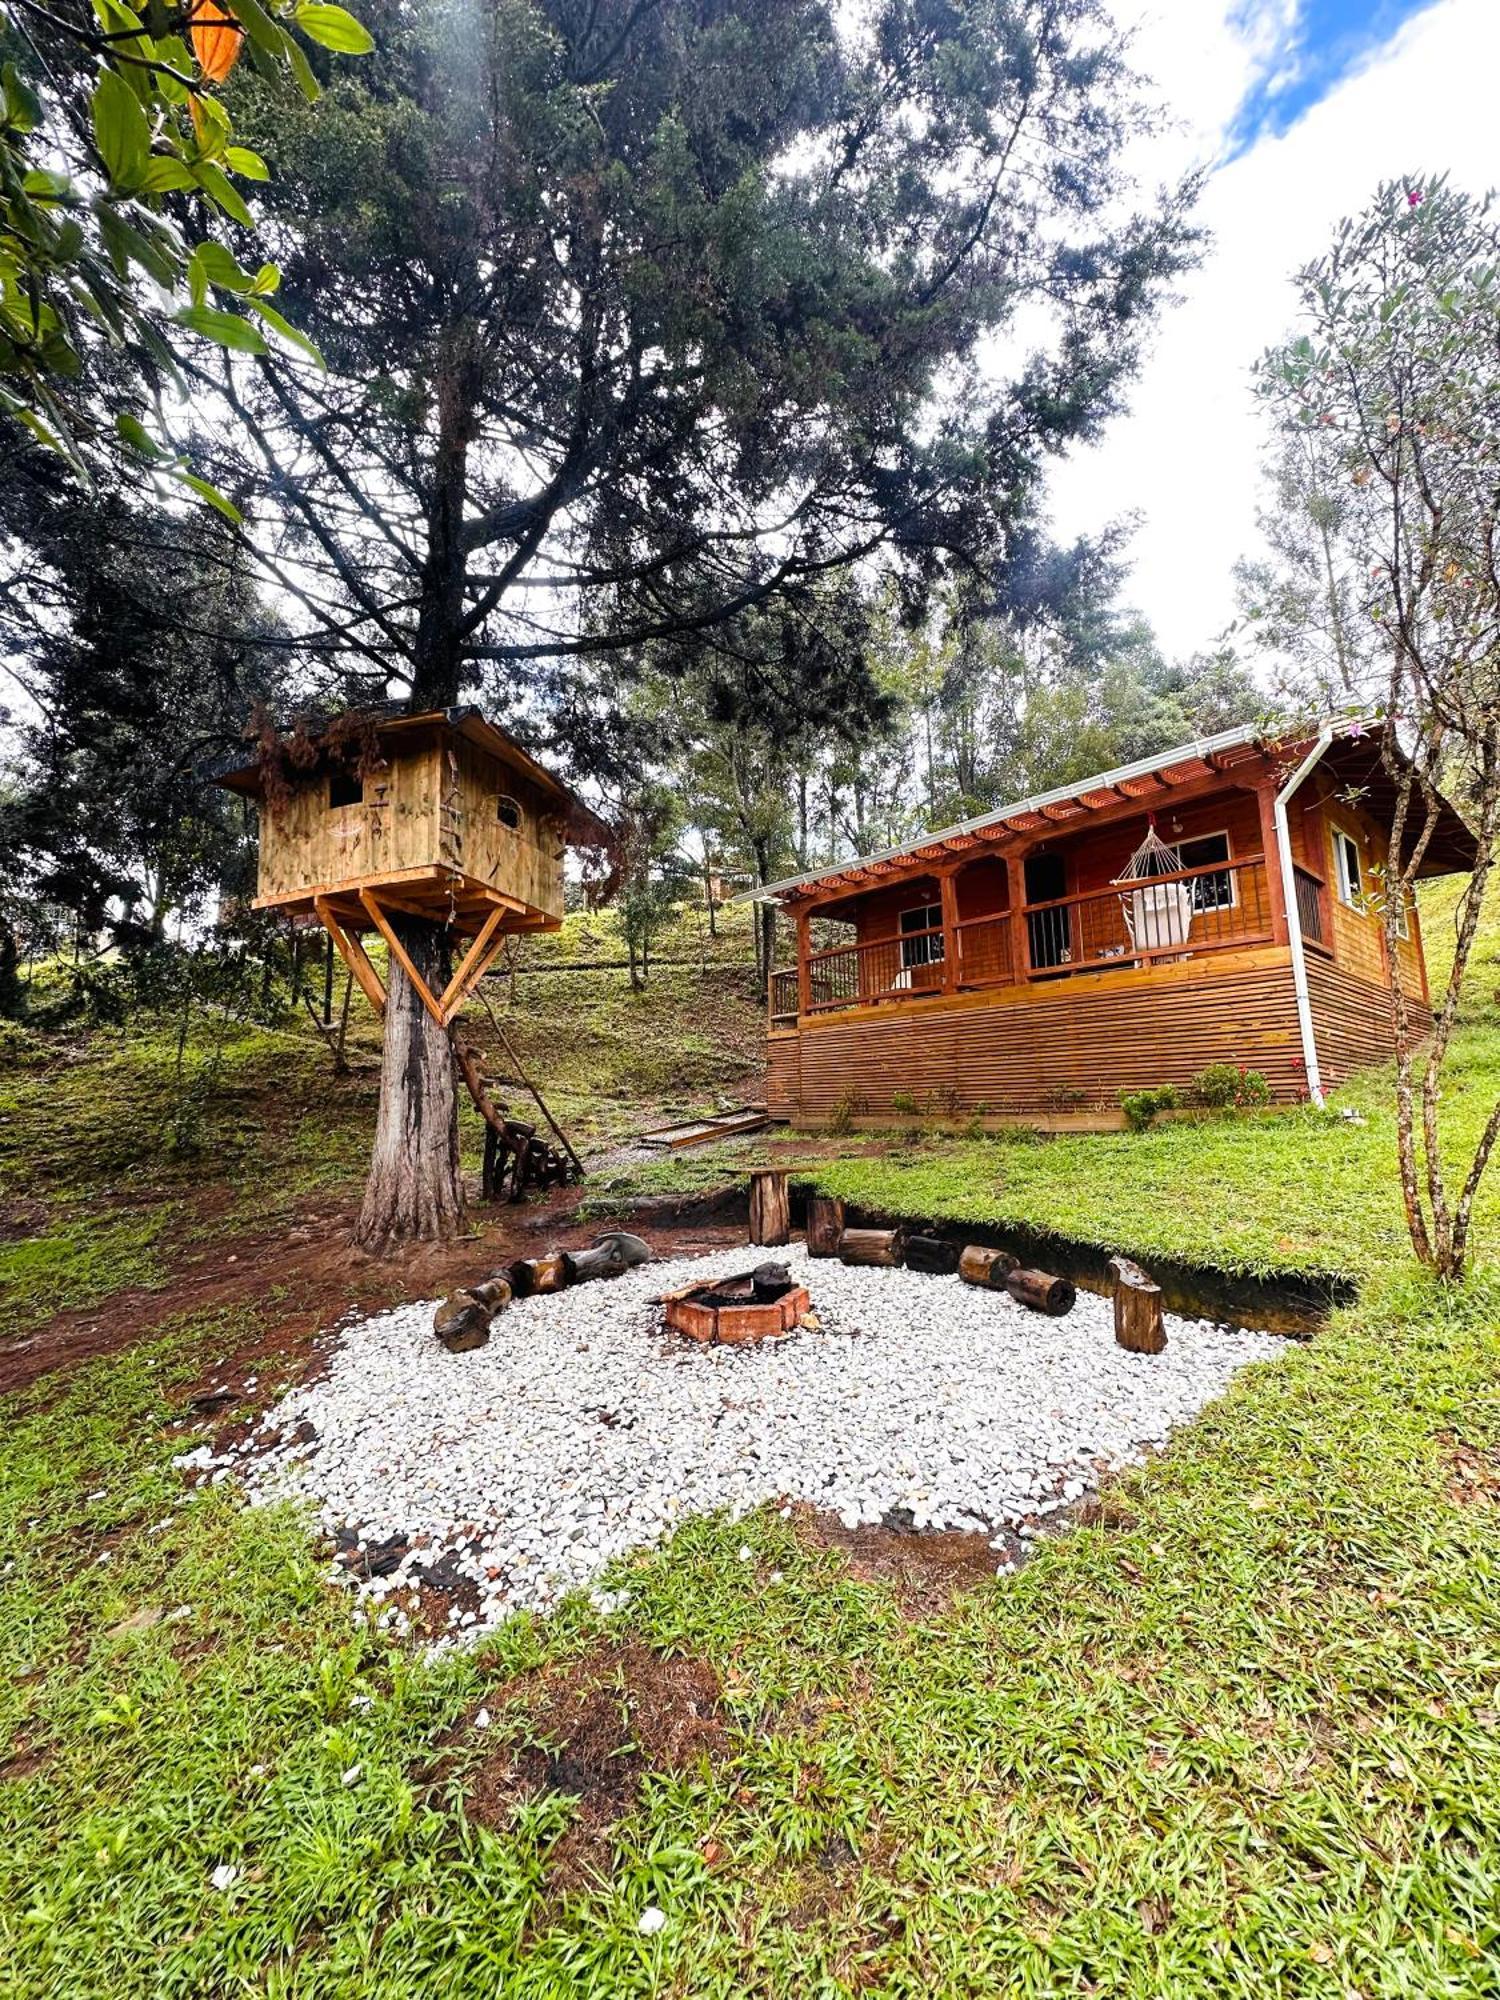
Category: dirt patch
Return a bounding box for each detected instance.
[0,1195,755,1400]
[1442,1434,1500,1507]
[437,1639,730,1897]
[796,1503,1016,1618]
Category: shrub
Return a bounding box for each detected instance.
[827,1088,866,1136]
[889,1089,921,1119]
[1120,1084,1181,1133]
[1192,1063,1271,1111]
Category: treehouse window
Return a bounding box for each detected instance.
[1333,828,1363,906]
[328,769,363,809]
[1177,831,1234,910]
[497,795,523,831]
[899,902,944,969]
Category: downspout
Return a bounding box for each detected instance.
[1273,727,1335,1107]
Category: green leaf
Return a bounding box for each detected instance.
[174,304,268,353]
[250,261,280,295]
[3,61,44,133]
[115,411,165,458]
[192,241,256,292]
[97,206,179,288]
[284,34,321,101]
[293,4,374,54]
[247,296,324,366]
[140,157,198,193]
[225,0,294,59]
[91,67,150,188]
[175,468,244,523]
[190,161,255,228]
[225,146,271,182]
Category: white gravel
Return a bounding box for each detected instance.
[195,1244,1282,1635]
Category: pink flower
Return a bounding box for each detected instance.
[1407,189,1423,208]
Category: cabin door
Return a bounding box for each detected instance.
[1024,851,1070,971]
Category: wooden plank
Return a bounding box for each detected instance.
[314,897,387,1017]
[438,904,509,1018]
[358,890,448,1029]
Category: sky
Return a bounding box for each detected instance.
[1046,0,1500,661]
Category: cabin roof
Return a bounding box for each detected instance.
[746,719,1477,903]
[216,705,613,848]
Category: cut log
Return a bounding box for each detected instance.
[958,1245,1020,1290]
[566,1232,653,1284]
[752,1260,792,1299]
[805,1195,846,1257]
[433,1275,512,1352]
[838,1226,903,1267]
[748,1168,791,1247]
[1004,1267,1076,1316]
[902,1233,960,1276]
[508,1252,570,1298]
[1109,1254,1166,1354]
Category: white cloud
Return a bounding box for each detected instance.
[1046,0,1499,660]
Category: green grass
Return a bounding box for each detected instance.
[2,890,1500,1994]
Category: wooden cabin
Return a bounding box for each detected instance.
[217,707,611,1025]
[755,723,1476,1127]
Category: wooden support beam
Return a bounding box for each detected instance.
[438,904,509,1019]
[939,869,960,993]
[795,906,813,1017]
[315,897,387,1016]
[359,889,449,1029]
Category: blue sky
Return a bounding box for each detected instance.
[1048,0,1497,659]
[1225,0,1444,154]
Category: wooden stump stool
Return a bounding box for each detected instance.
[748,1168,791,1247]
[805,1195,845,1257]
[1109,1254,1166,1353]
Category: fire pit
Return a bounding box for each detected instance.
[661,1260,811,1346]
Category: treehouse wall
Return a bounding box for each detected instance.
[438,736,566,921]
[255,742,442,904]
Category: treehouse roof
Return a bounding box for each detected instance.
[216,705,613,849]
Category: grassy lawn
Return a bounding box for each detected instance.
[2,891,1499,1995]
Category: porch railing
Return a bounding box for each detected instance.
[1022,855,1272,978]
[767,854,1275,1020]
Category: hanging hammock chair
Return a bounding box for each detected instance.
[1113,817,1194,955]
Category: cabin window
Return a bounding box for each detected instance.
[899,901,945,969]
[1333,828,1363,906]
[328,769,363,809]
[1177,831,1234,910]
[496,794,523,831]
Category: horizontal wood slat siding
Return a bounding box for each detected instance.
[770,961,1306,1122]
[1306,958,1432,1087]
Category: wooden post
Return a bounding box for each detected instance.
[795,906,813,1019]
[1006,851,1030,983]
[805,1195,845,1256]
[838,1226,903,1266]
[1253,779,1290,945]
[939,869,960,992]
[1109,1254,1166,1353]
[749,1168,791,1246]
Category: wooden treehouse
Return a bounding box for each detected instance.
[752,722,1476,1129]
[218,705,611,1197]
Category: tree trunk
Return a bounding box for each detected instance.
[355,915,465,1253]
[748,1168,791,1246]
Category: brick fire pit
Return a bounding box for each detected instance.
[661,1263,811,1346]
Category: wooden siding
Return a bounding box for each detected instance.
[1306,957,1432,1088]
[257,741,440,903]
[440,736,566,921]
[768,948,1307,1123]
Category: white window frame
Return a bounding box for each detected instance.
[1332,826,1364,907]
[1174,829,1235,911]
[899,900,945,969]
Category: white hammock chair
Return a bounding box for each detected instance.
[1113,818,1194,954]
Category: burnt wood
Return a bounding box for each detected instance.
[902,1234,961,1276]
